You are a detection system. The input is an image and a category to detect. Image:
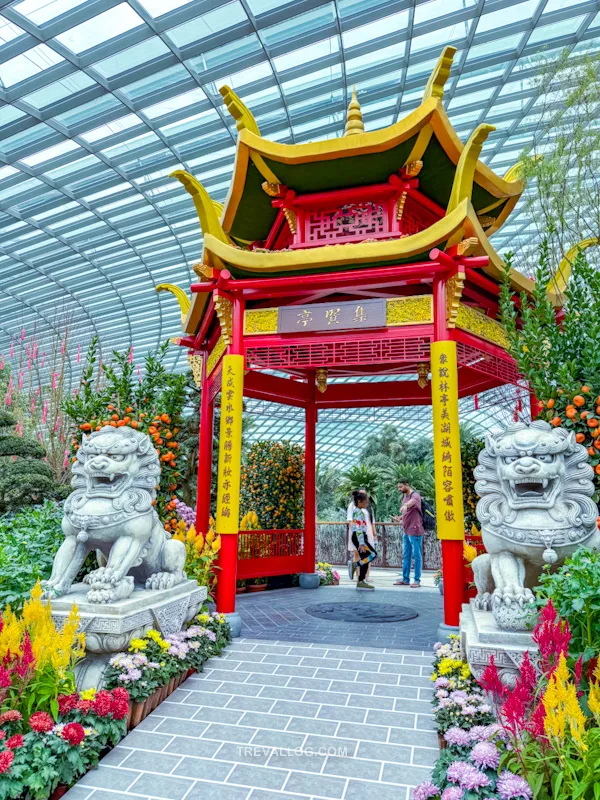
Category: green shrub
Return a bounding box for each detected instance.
[241,441,304,529]
[0,501,64,609]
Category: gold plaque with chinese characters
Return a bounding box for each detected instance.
[278,299,386,334]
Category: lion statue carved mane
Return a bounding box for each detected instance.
[472,420,599,629]
[43,425,187,604]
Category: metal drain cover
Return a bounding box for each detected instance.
[305,602,418,623]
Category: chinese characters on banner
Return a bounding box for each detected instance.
[215,354,244,535]
[279,298,386,334]
[431,341,465,541]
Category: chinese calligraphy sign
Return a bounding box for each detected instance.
[278,299,386,334]
[215,354,244,535]
[431,341,465,541]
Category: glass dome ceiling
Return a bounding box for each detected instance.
[0,0,597,461]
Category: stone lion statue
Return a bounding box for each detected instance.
[472,419,599,630]
[43,426,186,604]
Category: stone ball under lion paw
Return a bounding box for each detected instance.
[492,599,536,631]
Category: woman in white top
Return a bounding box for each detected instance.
[348,490,377,590]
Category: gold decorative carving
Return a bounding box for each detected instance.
[386,296,433,326]
[188,354,203,387]
[456,304,509,349]
[457,237,478,257]
[396,191,408,221]
[207,336,226,376]
[244,308,279,335]
[219,85,260,135]
[262,181,282,197]
[283,207,297,234]
[417,363,430,389]
[422,45,457,102]
[192,263,215,279]
[344,87,364,136]
[446,271,465,328]
[316,368,328,393]
[214,294,233,345]
[477,215,494,228]
[156,283,191,325]
[405,160,423,177]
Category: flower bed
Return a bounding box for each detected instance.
[415,600,600,800]
[0,585,232,799]
[104,609,232,730]
[316,562,340,585]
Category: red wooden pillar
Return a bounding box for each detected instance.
[433,276,464,630]
[304,373,317,573]
[216,295,245,615]
[196,352,214,535]
[529,391,539,420]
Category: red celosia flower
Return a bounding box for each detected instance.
[586,657,598,681]
[0,668,10,690]
[514,652,537,702]
[0,711,22,725]
[29,712,54,733]
[0,749,14,774]
[62,722,85,746]
[532,599,571,674]
[526,701,547,740]
[574,655,584,687]
[6,735,23,749]
[57,693,78,715]
[478,655,507,698]
[92,690,113,718]
[15,633,35,679]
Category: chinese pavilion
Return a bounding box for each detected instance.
[158,46,563,632]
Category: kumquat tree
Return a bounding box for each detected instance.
[63,338,188,522]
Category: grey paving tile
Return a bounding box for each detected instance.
[251,729,307,750]
[181,690,233,707]
[303,735,358,758]
[227,695,276,712]
[393,698,433,714]
[98,747,132,767]
[192,706,244,724]
[156,719,209,738]
[135,715,165,731]
[402,655,433,665]
[329,680,373,695]
[245,673,291,687]
[119,750,181,774]
[185,782,250,800]
[251,644,293,654]
[267,750,326,773]
[323,755,381,780]
[85,793,142,800]
[204,657,240,670]
[78,767,140,790]
[373,685,419,699]
[202,722,257,743]
[302,689,348,706]
[398,675,433,688]
[209,669,255,683]
[388,727,439,748]
[173,755,232,780]
[217,741,273,765]
[220,681,264,696]
[164,736,221,758]
[261,654,304,665]
[288,677,332,691]
[239,711,291,730]
[286,717,338,736]
[227,764,289,790]
[345,780,408,800]
[356,741,412,764]
[382,762,434,786]
[338,660,372,671]
[185,678,225,692]
[284,771,346,798]
[62,788,93,799]
[317,705,365,723]
[314,668,358,681]
[128,773,193,800]
[412,746,439,767]
[274,665,317,678]
[225,651,268,663]
[248,791,305,800]
[417,714,436,730]
[337,722,389,743]
[351,694,394,710]
[365,709,416,728]
[271,700,320,718]
[157,702,197,720]
[356,671,398,685]
[300,656,339,669]
[258,686,306,701]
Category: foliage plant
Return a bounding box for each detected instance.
[0,410,65,516]
[335,463,380,512]
[0,687,129,799]
[536,547,600,659]
[172,520,221,597]
[0,501,63,611]
[63,338,188,522]
[104,607,232,703]
[241,441,304,529]
[462,438,484,530]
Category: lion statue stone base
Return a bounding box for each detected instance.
[43,426,186,604]
[472,420,600,630]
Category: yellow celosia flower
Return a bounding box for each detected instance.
[463,544,478,563]
[589,683,600,717]
[212,536,221,553]
[129,638,148,652]
[543,654,588,751]
[186,525,197,544]
[206,528,215,544]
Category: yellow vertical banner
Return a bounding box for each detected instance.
[431,340,465,541]
[215,354,244,534]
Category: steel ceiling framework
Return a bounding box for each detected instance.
[0,0,597,461]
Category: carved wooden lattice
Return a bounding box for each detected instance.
[306,202,386,244]
[398,196,440,237]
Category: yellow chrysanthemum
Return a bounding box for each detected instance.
[80,688,97,700]
[197,613,210,624]
[129,638,148,652]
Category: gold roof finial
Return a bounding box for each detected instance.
[344,87,364,136]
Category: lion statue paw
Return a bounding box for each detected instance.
[146,571,185,591]
[85,576,134,604]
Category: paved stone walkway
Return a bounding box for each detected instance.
[237,586,442,651]
[66,637,436,800]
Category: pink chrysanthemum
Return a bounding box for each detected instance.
[446,760,490,790]
[470,741,500,770]
[496,770,533,800]
[413,781,439,800]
